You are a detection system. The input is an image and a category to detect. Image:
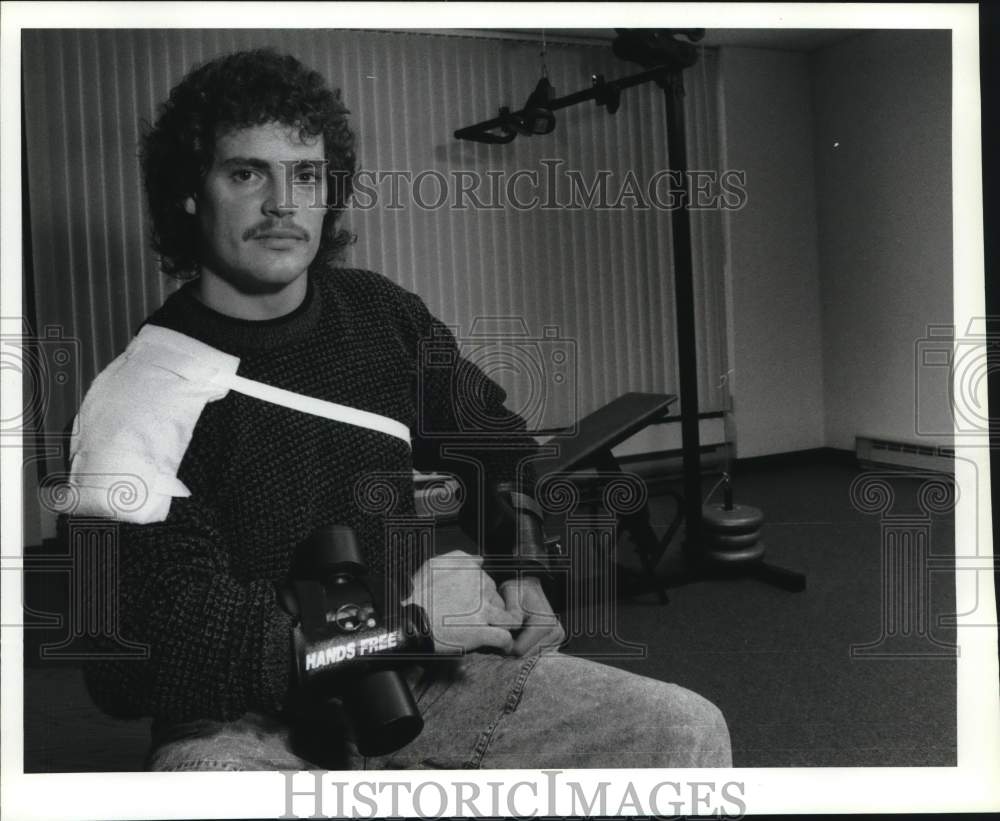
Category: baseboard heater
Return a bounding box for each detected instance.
[855,435,955,474]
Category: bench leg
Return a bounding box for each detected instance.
[594,451,669,603]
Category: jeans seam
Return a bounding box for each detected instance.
[465,654,542,769]
[153,758,246,772]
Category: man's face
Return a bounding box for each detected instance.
[185,121,327,294]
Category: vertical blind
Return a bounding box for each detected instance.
[22,27,728,450]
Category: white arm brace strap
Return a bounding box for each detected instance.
[68,324,411,525]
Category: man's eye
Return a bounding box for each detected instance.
[295,171,318,183]
[232,169,258,182]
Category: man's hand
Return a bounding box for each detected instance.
[499,576,566,656]
[402,550,521,655]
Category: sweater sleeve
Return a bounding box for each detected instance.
[80,493,295,723]
[395,289,542,557]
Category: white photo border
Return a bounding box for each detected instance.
[2,2,996,818]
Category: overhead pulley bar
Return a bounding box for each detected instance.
[454,64,680,144]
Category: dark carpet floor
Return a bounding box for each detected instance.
[22,459,957,771]
[567,461,957,767]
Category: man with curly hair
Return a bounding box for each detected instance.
[72,48,731,771]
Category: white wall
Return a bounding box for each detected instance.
[811,30,953,450]
[716,31,953,457]
[717,47,827,458]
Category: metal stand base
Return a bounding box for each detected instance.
[616,546,806,601]
[668,557,807,593]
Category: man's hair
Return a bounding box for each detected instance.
[141,48,356,279]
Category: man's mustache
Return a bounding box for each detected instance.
[244,222,310,242]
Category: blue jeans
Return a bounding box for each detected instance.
[145,653,732,771]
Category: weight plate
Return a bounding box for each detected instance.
[705,542,766,564]
[706,530,761,549]
[702,503,764,533]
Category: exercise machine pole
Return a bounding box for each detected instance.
[662,70,704,564]
[613,30,704,565]
[613,31,804,592]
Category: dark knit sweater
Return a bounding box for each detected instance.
[82,268,534,723]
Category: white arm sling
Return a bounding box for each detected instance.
[68,324,411,525]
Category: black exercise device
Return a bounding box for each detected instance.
[478,481,561,596]
[456,30,806,599]
[278,526,433,757]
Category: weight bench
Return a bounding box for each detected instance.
[533,392,680,603]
